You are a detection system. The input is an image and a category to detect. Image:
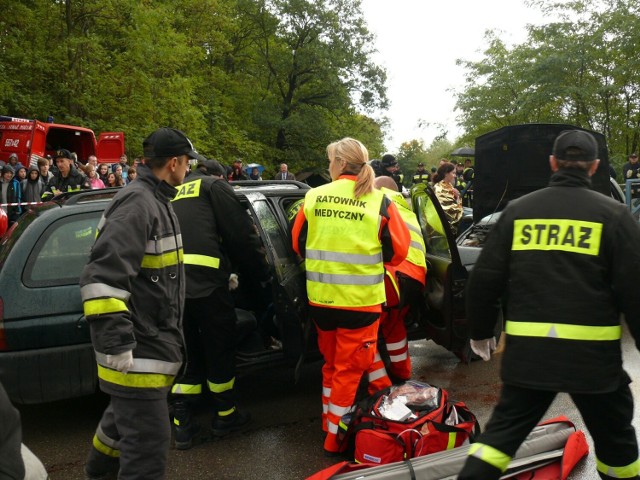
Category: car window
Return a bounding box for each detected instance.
[414,193,452,260]
[24,212,101,287]
[251,199,289,260]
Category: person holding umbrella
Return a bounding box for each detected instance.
[245,163,264,181]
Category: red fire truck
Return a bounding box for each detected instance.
[0,116,124,166]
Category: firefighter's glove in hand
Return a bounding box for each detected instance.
[229,273,239,291]
[470,338,497,361]
[107,350,134,374]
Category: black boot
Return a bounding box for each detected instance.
[211,409,251,437]
[173,400,201,450]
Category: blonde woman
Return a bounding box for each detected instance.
[292,137,410,456]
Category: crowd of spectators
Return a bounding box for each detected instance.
[2,151,304,229]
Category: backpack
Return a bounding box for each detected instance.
[339,381,480,465]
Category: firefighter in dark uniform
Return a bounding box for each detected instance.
[170,158,272,450]
[80,128,199,480]
[458,130,640,480]
[380,153,403,191]
[412,162,430,185]
[42,148,90,199]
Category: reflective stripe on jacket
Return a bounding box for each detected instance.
[80,165,185,398]
[304,179,386,308]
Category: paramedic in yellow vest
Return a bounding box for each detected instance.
[458,130,640,480]
[374,176,427,381]
[292,137,410,456]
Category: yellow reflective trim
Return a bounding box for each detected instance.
[84,298,128,316]
[173,179,202,201]
[469,443,511,472]
[97,365,174,388]
[208,377,235,393]
[183,254,220,269]
[597,458,640,478]
[447,432,456,450]
[505,321,621,341]
[141,248,184,269]
[512,219,602,256]
[92,434,120,458]
[218,407,236,417]
[171,383,202,395]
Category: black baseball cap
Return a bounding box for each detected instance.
[53,148,72,160]
[143,127,205,161]
[552,130,598,161]
[197,159,225,176]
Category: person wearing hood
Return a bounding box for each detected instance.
[0,164,22,224]
[15,164,27,182]
[42,149,91,200]
[21,166,46,206]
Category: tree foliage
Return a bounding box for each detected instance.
[0,0,387,177]
[455,0,640,169]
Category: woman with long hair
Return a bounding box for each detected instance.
[97,163,110,185]
[432,161,463,234]
[105,172,124,188]
[291,137,410,456]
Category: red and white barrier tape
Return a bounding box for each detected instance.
[0,201,44,207]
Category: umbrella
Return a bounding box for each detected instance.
[450,146,475,157]
[244,163,265,174]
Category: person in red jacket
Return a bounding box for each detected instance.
[292,137,410,456]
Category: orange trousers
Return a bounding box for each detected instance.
[379,305,412,381]
[317,318,391,452]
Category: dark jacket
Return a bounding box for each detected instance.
[1,177,22,222]
[21,167,45,204]
[172,169,271,298]
[80,165,185,399]
[467,169,640,393]
[43,167,91,199]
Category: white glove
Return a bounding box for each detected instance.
[470,338,497,361]
[229,273,239,291]
[106,350,134,374]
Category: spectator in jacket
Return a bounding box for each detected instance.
[105,172,124,188]
[85,164,105,189]
[96,163,109,184]
[37,157,53,185]
[21,166,46,204]
[126,167,137,184]
[80,127,202,480]
[274,163,296,180]
[0,164,22,224]
[229,159,248,181]
[43,149,91,199]
[458,130,640,480]
[15,164,27,182]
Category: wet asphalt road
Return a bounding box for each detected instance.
[17,325,640,479]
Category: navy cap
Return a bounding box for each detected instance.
[54,149,72,160]
[552,130,598,162]
[143,127,205,162]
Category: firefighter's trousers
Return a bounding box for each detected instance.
[86,394,171,480]
[172,288,238,415]
[458,382,639,480]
